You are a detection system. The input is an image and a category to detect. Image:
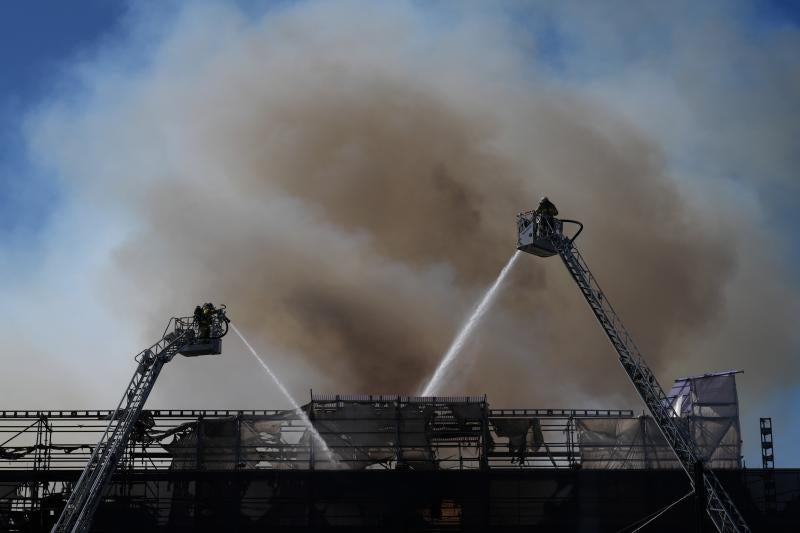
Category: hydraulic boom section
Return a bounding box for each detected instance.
[517,207,749,533]
[51,304,230,533]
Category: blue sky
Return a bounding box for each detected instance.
[0,2,127,244]
[0,0,179,254]
[1,1,798,467]
[3,0,799,260]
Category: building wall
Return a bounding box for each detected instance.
[2,469,798,532]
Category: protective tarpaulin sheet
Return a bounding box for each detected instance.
[491,418,544,463]
[163,404,440,471]
[306,403,436,470]
[576,417,681,469]
[165,413,295,470]
[301,403,397,470]
[577,371,742,469]
[667,371,741,468]
[448,403,484,431]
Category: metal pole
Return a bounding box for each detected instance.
[695,460,707,533]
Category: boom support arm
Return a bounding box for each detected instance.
[51,305,229,533]
[517,211,749,533]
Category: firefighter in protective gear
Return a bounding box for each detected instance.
[534,196,560,239]
[536,196,558,217]
[196,304,213,339]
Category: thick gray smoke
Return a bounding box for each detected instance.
[29,1,799,416]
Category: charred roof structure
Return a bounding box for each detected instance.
[1,375,798,531]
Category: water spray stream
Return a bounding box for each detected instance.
[420,250,521,396]
[231,323,337,465]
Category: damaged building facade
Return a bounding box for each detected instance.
[1,372,798,531]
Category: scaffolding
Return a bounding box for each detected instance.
[0,382,743,479]
[1,393,795,532]
[0,403,634,475]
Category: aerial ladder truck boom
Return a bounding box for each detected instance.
[51,303,230,533]
[517,204,749,533]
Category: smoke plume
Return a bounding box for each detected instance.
[27,1,800,418]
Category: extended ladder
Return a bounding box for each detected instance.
[52,307,228,533]
[519,213,749,532]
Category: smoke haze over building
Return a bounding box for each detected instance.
[1,1,799,466]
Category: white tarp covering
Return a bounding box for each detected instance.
[577,371,742,469]
[576,417,680,469]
